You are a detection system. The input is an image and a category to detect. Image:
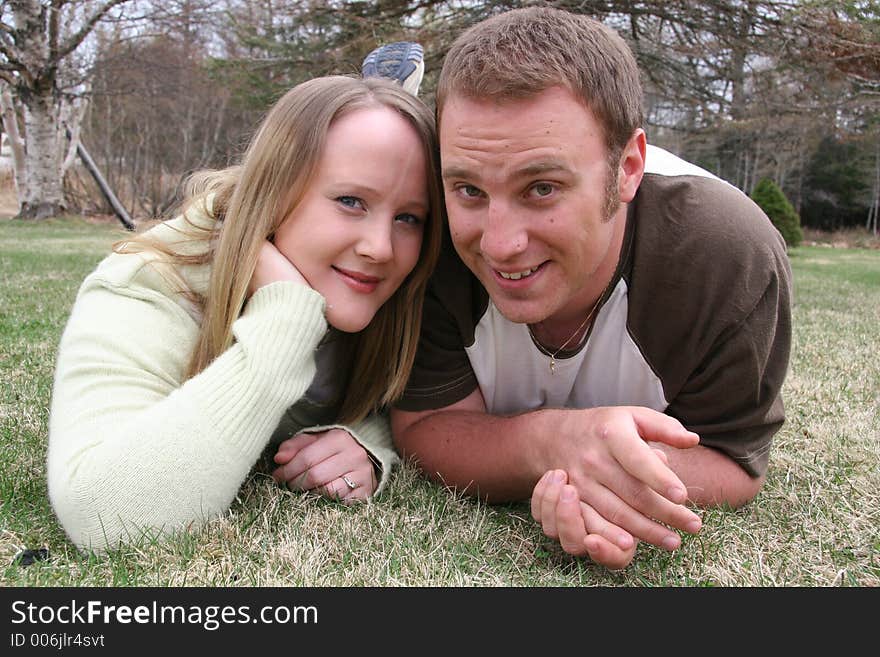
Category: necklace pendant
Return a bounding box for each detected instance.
[549,357,556,375]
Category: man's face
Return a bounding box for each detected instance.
[439,86,633,329]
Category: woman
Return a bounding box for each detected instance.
[47,76,443,551]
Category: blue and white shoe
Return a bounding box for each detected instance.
[362,41,425,96]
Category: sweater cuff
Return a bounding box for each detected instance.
[244,280,325,322]
[302,417,399,496]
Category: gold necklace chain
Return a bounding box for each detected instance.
[527,294,603,375]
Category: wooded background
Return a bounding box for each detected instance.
[1,1,877,232]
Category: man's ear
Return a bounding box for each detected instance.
[618,129,646,203]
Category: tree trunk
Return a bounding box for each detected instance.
[18,89,67,219]
[0,85,26,210]
[2,0,133,219]
[868,136,879,236]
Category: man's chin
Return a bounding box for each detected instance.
[490,298,551,325]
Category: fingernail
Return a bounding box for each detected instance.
[662,535,680,551]
[617,534,634,550]
[687,519,702,533]
[668,486,687,503]
[553,470,566,483]
[561,487,576,502]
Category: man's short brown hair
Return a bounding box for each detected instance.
[437,6,644,158]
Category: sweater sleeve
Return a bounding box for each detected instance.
[301,412,400,494]
[47,267,327,551]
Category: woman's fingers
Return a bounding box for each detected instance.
[273,429,378,500]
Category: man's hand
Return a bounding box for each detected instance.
[531,469,638,570]
[552,406,703,550]
[393,396,704,551]
[272,429,377,502]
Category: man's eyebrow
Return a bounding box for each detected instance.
[442,161,574,181]
[515,161,574,177]
[441,166,475,181]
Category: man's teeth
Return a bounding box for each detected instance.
[499,266,538,280]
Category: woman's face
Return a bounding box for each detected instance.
[274,106,428,333]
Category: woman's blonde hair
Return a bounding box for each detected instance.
[116,75,443,424]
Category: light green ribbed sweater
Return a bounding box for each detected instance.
[47,213,398,551]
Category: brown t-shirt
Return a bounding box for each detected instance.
[396,147,793,477]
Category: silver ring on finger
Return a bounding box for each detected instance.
[342,474,359,490]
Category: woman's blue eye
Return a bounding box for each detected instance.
[337,196,364,210]
[395,213,422,226]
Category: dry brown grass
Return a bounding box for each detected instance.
[1,218,878,588]
[802,226,880,250]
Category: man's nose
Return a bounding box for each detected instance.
[479,199,527,261]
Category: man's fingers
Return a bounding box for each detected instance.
[631,407,700,449]
[539,470,566,539]
[542,483,638,570]
[579,499,634,551]
[555,486,590,556]
[571,497,638,570]
[652,446,670,466]
[576,478,691,549]
[583,534,637,571]
[605,417,692,505]
[585,410,703,534]
[531,471,552,522]
[613,444,701,528]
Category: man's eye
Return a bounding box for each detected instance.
[531,183,555,198]
[337,196,364,210]
[458,185,483,198]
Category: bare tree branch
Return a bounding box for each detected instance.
[57,0,131,61]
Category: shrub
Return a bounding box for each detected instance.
[751,178,803,247]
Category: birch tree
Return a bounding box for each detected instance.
[0,0,132,219]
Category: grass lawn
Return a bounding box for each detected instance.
[1,218,877,586]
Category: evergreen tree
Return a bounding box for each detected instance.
[752,178,803,247]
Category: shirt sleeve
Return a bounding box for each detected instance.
[394,242,481,412]
[47,268,327,551]
[667,261,792,477]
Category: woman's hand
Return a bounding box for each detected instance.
[249,240,310,297]
[272,429,378,502]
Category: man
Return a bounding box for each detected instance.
[389,7,793,570]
